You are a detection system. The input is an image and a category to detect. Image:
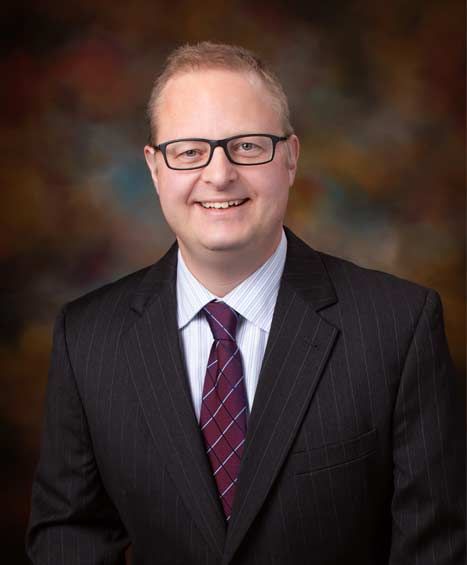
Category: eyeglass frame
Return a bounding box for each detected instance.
[148,133,290,171]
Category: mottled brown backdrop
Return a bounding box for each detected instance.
[1,0,465,562]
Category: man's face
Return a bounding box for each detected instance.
[144,69,299,265]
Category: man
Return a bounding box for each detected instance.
[27,42,465,564]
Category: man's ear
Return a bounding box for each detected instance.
[285,134,300,186]
[144,145,160,196]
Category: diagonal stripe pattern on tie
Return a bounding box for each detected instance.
[200,300,248,522]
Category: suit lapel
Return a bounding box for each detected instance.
[222,228,339,564]
[123,244,226,558]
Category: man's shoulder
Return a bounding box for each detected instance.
[62,264,153,329]
[320,248,429,291]
[63,242,178,326]
[317,248,436,316]
[286,228,434,311]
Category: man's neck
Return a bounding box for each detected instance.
[178,232,283,297]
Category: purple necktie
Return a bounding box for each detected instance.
[200,300,248,521]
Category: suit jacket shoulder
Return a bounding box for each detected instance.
[319,249,431,306]
[63,242,178,340]
[285,227,436,344]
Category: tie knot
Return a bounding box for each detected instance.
[203,300,239,341]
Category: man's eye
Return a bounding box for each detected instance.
[240,143,257,151]
[231,142,261,154]
[180,149,200,157]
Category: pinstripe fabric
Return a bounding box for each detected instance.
[26,227,465,565]
[177,229,286,421]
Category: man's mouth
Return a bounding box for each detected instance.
[198,198,249,209]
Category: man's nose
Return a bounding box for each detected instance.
[200,146,237,186]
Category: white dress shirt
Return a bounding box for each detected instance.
[176,229,287,421]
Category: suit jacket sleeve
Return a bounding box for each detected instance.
[389,289,465,564]
[26,305,129,564]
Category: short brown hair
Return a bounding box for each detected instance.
[147,41,294,143]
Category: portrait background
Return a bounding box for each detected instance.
[1,1,465,562]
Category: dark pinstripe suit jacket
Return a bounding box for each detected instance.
[27,227,465,565]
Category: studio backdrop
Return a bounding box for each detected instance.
[1,1,464,563]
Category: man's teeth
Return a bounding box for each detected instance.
[200,199,246,209]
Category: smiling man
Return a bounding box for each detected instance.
[27,42,465,565]
[144,65,299,296]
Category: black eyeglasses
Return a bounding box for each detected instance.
[149,133,289,170]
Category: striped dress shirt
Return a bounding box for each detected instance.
[176,229,287,421]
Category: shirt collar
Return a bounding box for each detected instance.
[177,228,287,332]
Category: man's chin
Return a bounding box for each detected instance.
[203,241,246,253]
[199,234,250,254]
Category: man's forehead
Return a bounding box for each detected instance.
[161,68,265,100]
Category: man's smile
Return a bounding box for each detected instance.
[196,198,250,209]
